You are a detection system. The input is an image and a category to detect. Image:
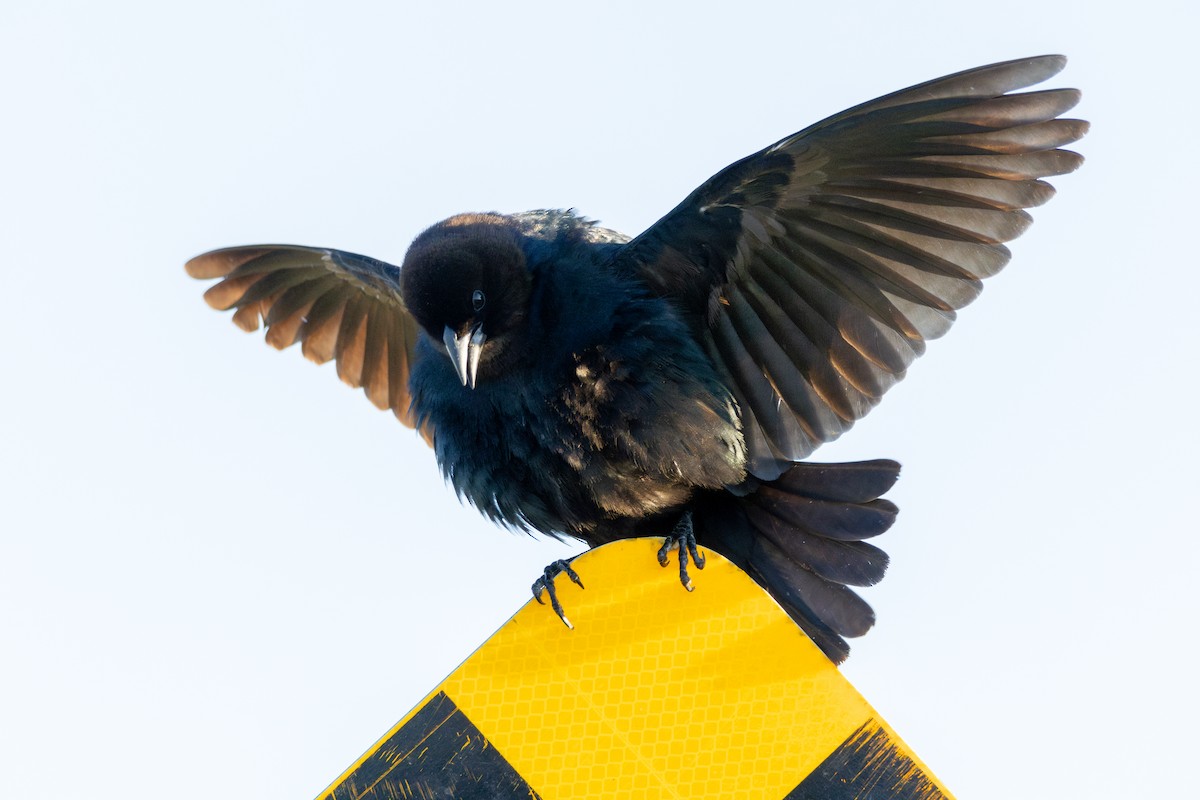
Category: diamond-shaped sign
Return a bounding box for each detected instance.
[319,539,951,799]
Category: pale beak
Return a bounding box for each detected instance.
[442,323,486,389]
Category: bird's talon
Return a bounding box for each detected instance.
[563,563,585,589]
[531,559,582,629]
[660,511,704,591]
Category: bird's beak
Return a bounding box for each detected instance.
[442,323,486,389]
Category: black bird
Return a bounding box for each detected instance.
[187,56,1085,662]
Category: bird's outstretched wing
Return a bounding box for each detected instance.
[185,246,432,444]
[613,55,1087,479]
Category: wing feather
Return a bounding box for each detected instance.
[186,246,431,439]
[614,55,1086,478]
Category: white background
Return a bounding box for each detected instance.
[3,2,1197,797]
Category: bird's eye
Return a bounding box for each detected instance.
[471,289,486,311]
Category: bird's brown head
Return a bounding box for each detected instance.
[400,213,532,388]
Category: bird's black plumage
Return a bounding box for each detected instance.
[186,56,1086,661]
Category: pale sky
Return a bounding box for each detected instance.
[2,2,1197,798]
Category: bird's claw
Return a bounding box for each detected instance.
[658,511,705,591]
[532,559,584,629]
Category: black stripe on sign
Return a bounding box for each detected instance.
[323,691,540,800]
[784,719,947,800]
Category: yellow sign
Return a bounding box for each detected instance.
[320,539,951,799]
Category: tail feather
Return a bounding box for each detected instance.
[770,459,900,503]
[750,487,898,542]
[744,504,889,586]
[754,536,878,637]
[697,459,901,663]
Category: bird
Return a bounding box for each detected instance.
[186,55,1086,662]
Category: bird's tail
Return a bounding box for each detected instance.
[695,459,900,663]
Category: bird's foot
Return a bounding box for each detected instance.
[658,511,706,591]
[532,559,585,630]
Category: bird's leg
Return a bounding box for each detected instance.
[531,559,585,630]
[657,510,706,591]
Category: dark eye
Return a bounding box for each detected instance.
[471,289,486,311]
